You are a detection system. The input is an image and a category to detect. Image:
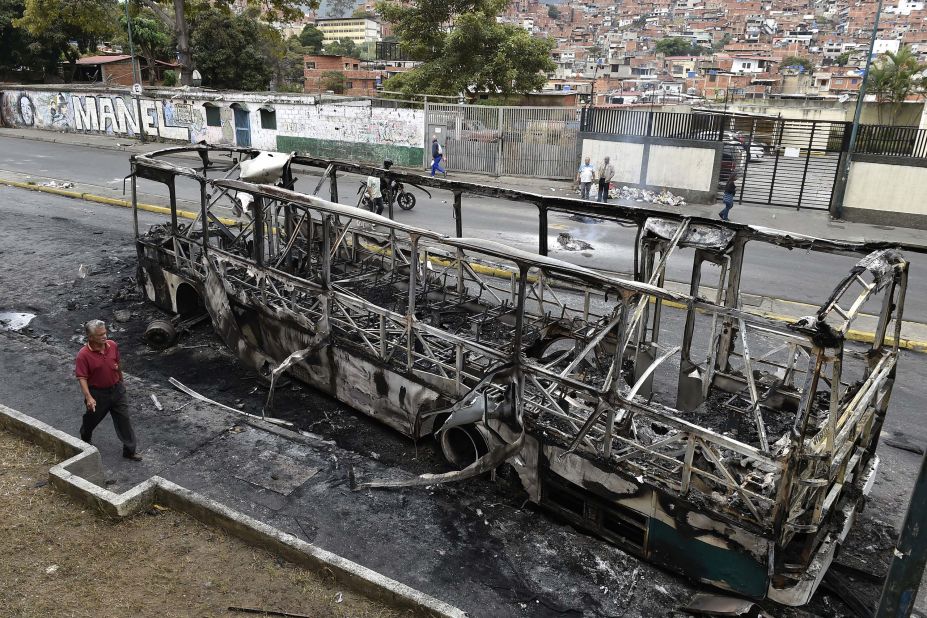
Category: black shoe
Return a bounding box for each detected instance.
[123,451,143,461]
[80,434,92,445]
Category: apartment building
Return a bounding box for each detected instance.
[315,17,381,45]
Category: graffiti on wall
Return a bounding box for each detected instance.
[0,88,425,154]
[277,106,423,148]
[1,90,207,142]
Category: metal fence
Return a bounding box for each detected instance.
[580,107,731,140]
[580,107,927,210]
[856,124,927,159]
[425,104,580,178]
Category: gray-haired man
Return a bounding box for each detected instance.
[596,156,615,203]
[75,320,141,460]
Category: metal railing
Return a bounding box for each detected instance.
[856,124,927,159]
[581,107,927,160]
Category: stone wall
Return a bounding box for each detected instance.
[0,85,425,167]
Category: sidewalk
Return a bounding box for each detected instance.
[3,126,925,249]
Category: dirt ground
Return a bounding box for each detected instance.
[0,430,410,618]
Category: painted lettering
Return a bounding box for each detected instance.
[73,96,98,131]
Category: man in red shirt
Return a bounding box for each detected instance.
[75,319,141,460]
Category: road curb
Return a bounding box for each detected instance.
[0,177,235,225]
[2,175,925,353]
[0,402,468,618]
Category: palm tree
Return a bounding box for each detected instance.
[868,45,926,125]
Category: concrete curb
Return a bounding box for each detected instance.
[0,129,147,153]
[0,403,467,618]
[0,177,235,226]
[2,174,925,353]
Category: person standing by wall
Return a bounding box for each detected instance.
[430,135,446,177]
[719,174,738,221]
[596,156,615,203]
[75,319,141,460]
[577,156,595,200]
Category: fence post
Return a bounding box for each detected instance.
[646,110,654,137]
[495,106,504,177]
[423,101,429,171]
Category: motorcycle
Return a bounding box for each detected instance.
[356,177,430,213]
[391,179,418,210]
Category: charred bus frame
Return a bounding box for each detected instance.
[130,144,908,606]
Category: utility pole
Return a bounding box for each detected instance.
[123,0,142,86]
[831,0,884,218]
[123,0,146,143]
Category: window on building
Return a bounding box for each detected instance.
[353,63,359,69]
[260,109,276,130]
[851,78,859,84]
[306,61,316,69]
[345,81,353,89]
[205,106,221,127]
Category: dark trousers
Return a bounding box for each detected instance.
[80,382,137,455]
[597,179,610,203]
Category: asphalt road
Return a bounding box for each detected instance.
[1,184,927,616]
[2,135,925,323]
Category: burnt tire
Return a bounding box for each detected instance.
[440,425,489,470]
[144,319,177,349]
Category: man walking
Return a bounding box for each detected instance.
[719,173,738,221]
[577,156,595,200]
[75,319,141,460]
[430,135,446,177]
[596,156,615,203]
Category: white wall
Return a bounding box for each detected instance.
[581,139,644,184]
[646,144,715,192]
[845,160,927,216]
[580,136,718,197]
[1,87,425,164]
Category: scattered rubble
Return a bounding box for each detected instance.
[578,185,688,207]
[41,180,74,189]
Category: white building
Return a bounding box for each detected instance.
[315,17,381,45]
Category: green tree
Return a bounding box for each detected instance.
[118,9,173,84]
[547,4,559,19]
[278,35,309,91]
[133,0,314,86]
[655,36,698,57]
[781,55,814,73]
[189,6,277,91]
[15,0,118,78]
[1,0,63,80]
[321,69,346,93]
[835,51,852,67]
[869,46,926,124]
[299,23,324,52]
[378,0,555,97]
[324,37,356,56]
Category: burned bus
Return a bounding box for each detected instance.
[130,144,908,606]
